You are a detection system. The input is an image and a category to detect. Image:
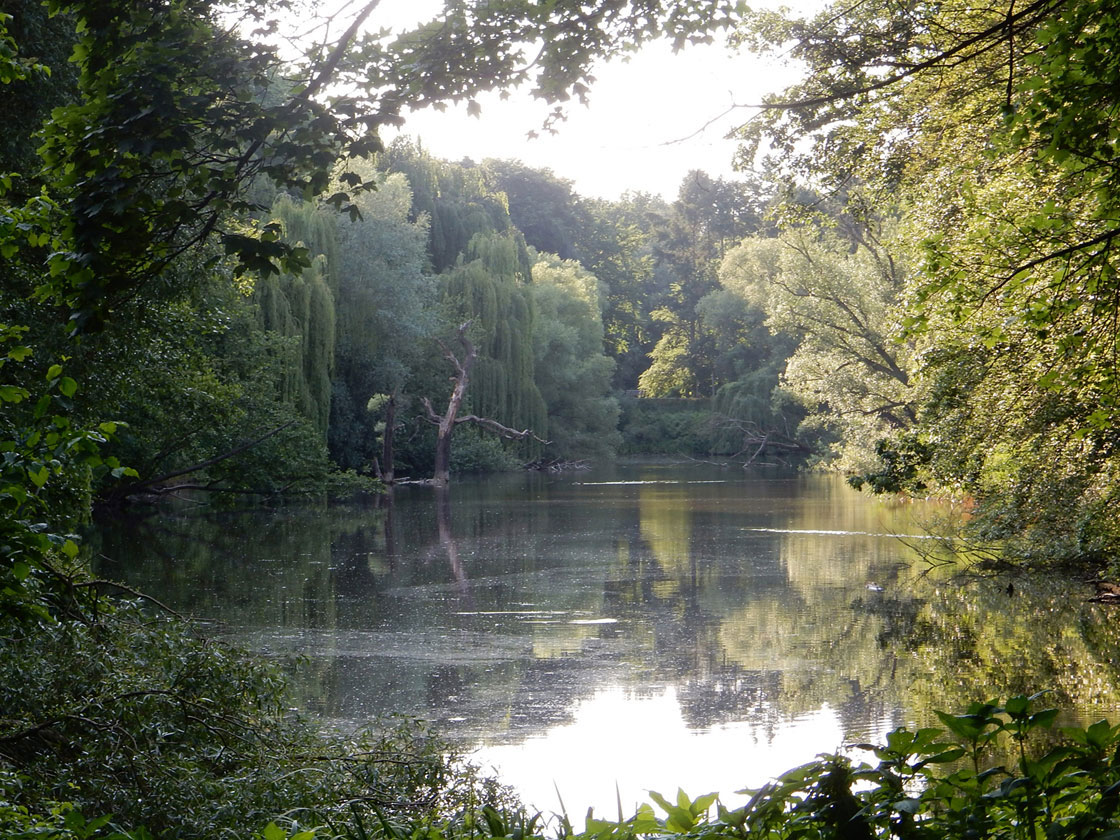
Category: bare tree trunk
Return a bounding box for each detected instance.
[426,323,478,486]
[380,392,397,484]
[420,322,549,486]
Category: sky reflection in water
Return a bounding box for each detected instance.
[473,685,851,817]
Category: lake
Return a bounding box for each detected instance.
[91,462,1120,818]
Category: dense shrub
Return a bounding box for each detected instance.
[618,398,716,456]
[0,599,512,840]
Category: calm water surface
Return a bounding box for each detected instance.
[93,463,1120,816]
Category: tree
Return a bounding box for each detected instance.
[737,0,1120,562]
[330,170,435,471]
[639,171,768,397]
[420,323,548,486]
[381,140,514,274]
[486,159,587,260]
[579,192,665,390]
[440,231,548,458]
[257,195,337,441]
[720,221,916,471]
[0,0,748,618]
[5,0,741,331]
[529,253,621,460]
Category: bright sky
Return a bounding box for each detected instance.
[363,0,809,201]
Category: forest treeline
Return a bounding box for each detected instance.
[2,0,1120,837]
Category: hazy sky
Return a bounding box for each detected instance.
[363,0,807,201]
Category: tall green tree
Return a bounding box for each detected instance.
[738,0,1120,564]
[486,159,587,260]
[256,195,337,442]
[579,192,664,390]
[330,171,435,471]
[381,141,514,274]
[639,171,767,397]
[720,224,915,472]
[529,252,621,460]
[439,231,548,457]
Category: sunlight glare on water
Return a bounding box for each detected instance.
[473,686,845,817]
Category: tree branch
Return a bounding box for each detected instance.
[752,0,1064,112]
[111,420,298,497]
[453,413,551,445]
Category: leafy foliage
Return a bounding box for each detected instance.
[0,598,515,840]
[734,0,1120,562]
[529,254,620,460]
[440,231,548,461]
[330,171,435,472]
[719,225,916,473]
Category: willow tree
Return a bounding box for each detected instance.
[381,140,515,274]
[254,195,337,441]
[529,253,621,460]
[437,231,548,465]
[330,171,434,473]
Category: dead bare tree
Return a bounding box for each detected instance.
[419,322,548,486]
[711,414,809,467]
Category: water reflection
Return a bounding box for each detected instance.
[475,687,848,818]
[91,463,1120,814]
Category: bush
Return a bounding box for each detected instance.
[556,694,1120,840]
[0,599,513,840]
[449,427,522,474]
[618,398,715,456]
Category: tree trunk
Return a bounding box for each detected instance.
[380,393,397,484]
[421,322,548,486]
[429,324,478,486]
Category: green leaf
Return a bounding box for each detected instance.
[261,823,286,840]
[647,790,673,815]
[33,394,51,419]
[1086,719,1116,749]
[676,788,692,811]
[921,747,966,764]
[1027,709,1058,729]
[935,711,988,742]
[28,465,49,488]
[0,384,28,403]
[59,376,77,397]
[690,792,718,815]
